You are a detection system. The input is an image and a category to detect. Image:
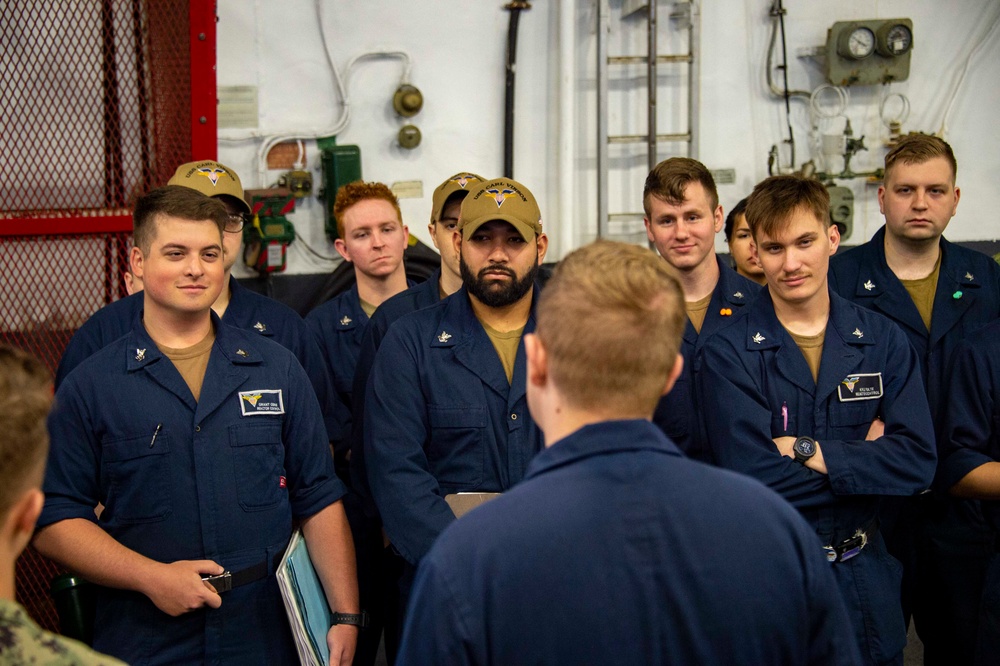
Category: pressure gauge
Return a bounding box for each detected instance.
[837,25,876,60]
[877,23,913,57]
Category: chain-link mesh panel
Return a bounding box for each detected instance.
[1,0,202,635]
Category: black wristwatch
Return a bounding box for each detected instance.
[331,611,369,629]
[792,436,817,464]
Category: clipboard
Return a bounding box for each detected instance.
[276,529,330,666]
[444,492,501,518]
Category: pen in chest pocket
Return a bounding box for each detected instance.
[782,402,788,433]
[149,423,162,448]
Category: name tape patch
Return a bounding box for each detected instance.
[239,389,285,416]
[837,373,883,402]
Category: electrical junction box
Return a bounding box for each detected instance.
[826,185,854,241]
[825,18,913,86]
[243,189,296,273]
[318,139,363,243]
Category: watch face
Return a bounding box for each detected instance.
[795,438,815,456]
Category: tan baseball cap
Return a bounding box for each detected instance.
[458,178,543,241]
[167,160,251,215]
[430,172,486,224]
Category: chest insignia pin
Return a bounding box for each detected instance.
[437,331,452,343]
[236,349,249,357]
[752,332,765,344]
[863,280,875,291]
[965,272,974,281]
[135,348,146,361]
[339,316,352,326]
[253,321,267,333]
[733,291,744,299]
[853,328,864,338]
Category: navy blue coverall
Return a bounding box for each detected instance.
[398,420,860,666]
[699,288,937,665]
[830,226,1000,663]
[54,276,337,440]
[364,285,544,567]
[938,319,1000,665]
[652,256,761,461]
[39,315,347,665]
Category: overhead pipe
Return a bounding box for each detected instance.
[503,2,531,179]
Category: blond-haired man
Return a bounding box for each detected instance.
[397,240,858,665]
[831,135,1000,664]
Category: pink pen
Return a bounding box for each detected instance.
[782,402,788,433]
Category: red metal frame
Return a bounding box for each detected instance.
[0,1,217,238]
[189,0,217,160]
[0,215,133,237]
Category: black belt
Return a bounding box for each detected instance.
[823,518,878,564]
[202,552,282,593]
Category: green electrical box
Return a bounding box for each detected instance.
[243,189,297,273]
[319,139,362,243]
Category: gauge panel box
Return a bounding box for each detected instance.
[825,19,913,86]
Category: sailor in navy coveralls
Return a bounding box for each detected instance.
[364,177,548,584]
[34,187,360,665]
[829,134,1000,664]
[642,158,762,461]
[700,175,936,665]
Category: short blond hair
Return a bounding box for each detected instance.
[0,345,53,512]
[884,134,957,184]
[536,240,685,416]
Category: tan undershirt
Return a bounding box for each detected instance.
[787,329,825,385]
[360,298,377,319]
[158,328,216,401]
[899,252,941,333]
[481,322,525,384]
[685,293,713,335]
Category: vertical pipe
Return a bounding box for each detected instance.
[503,3,530,179]
[596,1,609,239]
[647,0,657,172]
[688,1,701,159]
[557,0,576,258]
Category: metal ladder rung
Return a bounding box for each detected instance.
[608,54,692,65]
[609,133,691,144]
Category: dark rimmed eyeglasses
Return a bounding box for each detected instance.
[225,214,246,233]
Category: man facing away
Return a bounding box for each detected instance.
[0,345,125,666]
[397,240,859,666]
[363,177,548,625]
[829,134,1000,665]
[34,186,359,665]
[699,174,937,665]
[643,158,762,461]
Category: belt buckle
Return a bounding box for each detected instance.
[202,571,232,593]
[824,528,868,564]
